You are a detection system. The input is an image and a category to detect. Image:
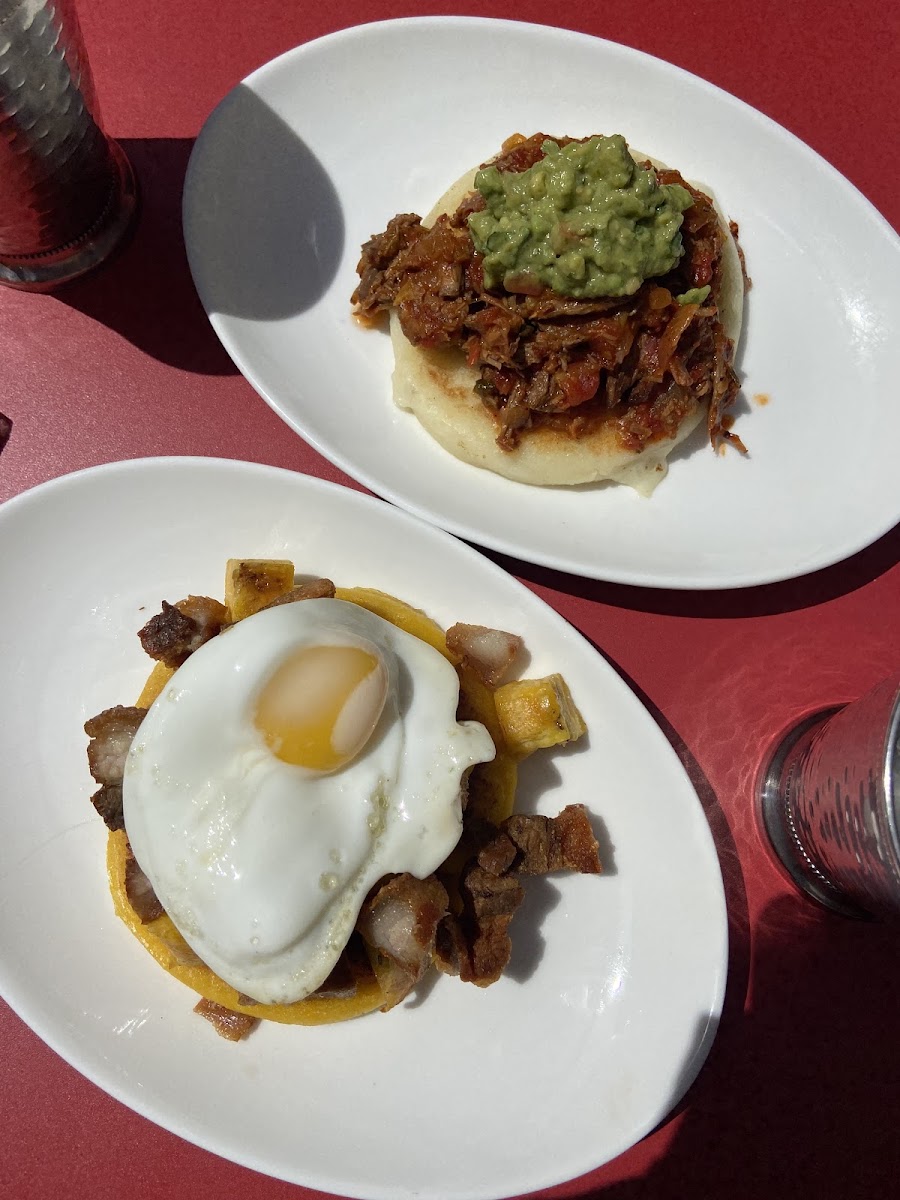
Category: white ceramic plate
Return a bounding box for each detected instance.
[183,17,900,589]
[0,458,726,1198]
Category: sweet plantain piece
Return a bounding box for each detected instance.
[224,558,295,622]
[494,673,587,758]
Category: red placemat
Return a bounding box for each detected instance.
[1,3,898,1199]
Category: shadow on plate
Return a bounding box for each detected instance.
[500,792,617,984]
[182,84,344,322]
[48,94,345,372]
[503,876,563,984]
[513,729,589,815]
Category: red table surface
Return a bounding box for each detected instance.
[2,2,899,1198]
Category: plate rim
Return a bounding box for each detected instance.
[0,459,728,1197]
[183,15,900,591]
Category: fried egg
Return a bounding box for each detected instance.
[123,598,495,1005]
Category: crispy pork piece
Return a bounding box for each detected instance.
[454,866,525,987]
[85,705,146,785]
[357,873,449,1010]
[87,700,147,787]
[309,937,374,1000]
[445,623,524,687]
[137,596,227,667]
[193,999,259,1041]
[123,841,165,923]
[437,805,600,986]
[264,578,336,606]
[177,594,229,636]
[85,705,146,831]
[494,805,602,877]
[89,783,125,832]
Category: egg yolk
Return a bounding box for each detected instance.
[254,644,388,772]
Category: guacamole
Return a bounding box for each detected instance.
[676,285,711,306]
[468,135,694,299]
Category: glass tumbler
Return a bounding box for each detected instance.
[758,675,900,920]
[0,0,137,289]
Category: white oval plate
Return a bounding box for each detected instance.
[183,17,900,589]
[0,458,726,1199]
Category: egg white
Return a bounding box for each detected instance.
[123,599,495,1005]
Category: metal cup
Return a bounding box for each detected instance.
[758,675,900,920]
[0,0,137,289]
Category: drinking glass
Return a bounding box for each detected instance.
[0,0,137,290]
[758,675,900,920]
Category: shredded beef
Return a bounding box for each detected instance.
[353,213,425,310]
[353,132,743,454]
[138,595,228,668]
